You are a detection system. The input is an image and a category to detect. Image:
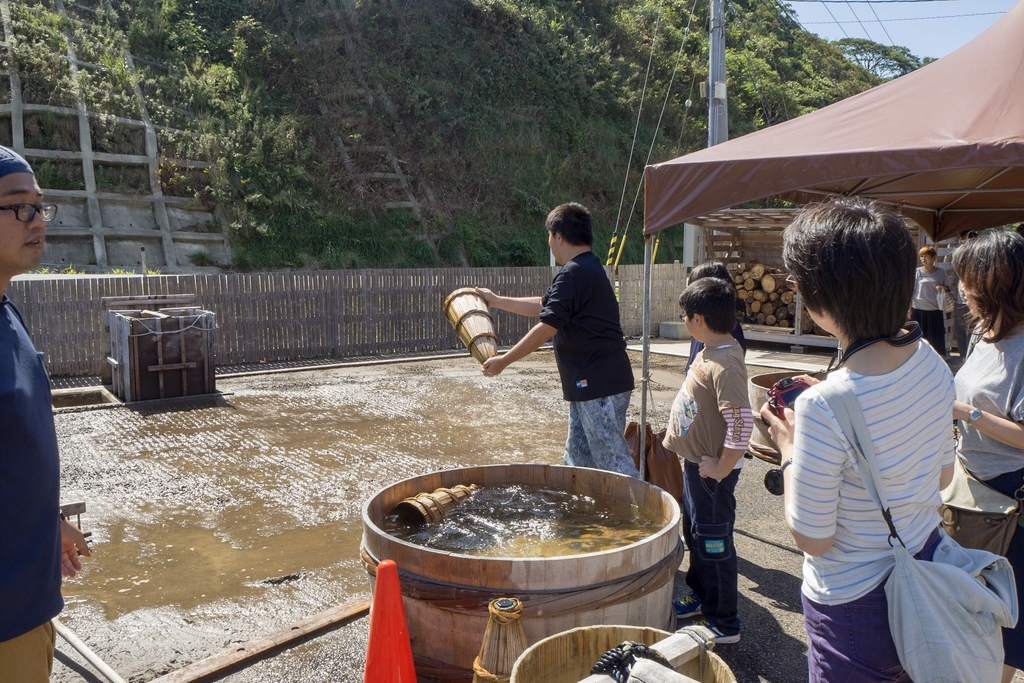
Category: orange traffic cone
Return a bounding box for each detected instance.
[364,559,417,683]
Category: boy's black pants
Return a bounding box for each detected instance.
[680,459,741,637]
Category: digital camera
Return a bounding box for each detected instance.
[767,376,811,417]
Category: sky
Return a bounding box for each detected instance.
[785,0,1018,60]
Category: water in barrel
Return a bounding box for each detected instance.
[381,484,665,556]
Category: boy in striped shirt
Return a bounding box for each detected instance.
[663,277,753,644]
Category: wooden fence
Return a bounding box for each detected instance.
[7,264,689,378]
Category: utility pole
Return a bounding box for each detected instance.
[708,0,728,146]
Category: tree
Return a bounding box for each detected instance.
[836,37,925,80]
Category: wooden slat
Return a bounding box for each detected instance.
[148,362,197,372]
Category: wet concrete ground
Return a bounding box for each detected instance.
[50,347,1012,683]
[53,353,568,682]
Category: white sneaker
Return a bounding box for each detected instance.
[692,619,740,644]
[708,625,740,645]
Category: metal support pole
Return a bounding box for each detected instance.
[638,235,654,481]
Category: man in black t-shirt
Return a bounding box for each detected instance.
[476,203,639,478]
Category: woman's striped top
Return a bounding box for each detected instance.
[788,341,955,605]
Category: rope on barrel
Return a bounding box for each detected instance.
[360,539,684,598]
[364,540,684,593]
[672,625,715,681]
[591,641,673,683]
[358,540,685,620]
[486,596,523,624]
[471,661,505,683]
[414,652,476,682]
[360,545,379,577]
[673,624,714,653]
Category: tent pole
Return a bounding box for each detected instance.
[638,234,653,481]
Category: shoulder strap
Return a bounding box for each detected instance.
[816,379,906,548]
[825,322,922,373]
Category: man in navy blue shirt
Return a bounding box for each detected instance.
[0,146,90,680]
[476,203,639,478]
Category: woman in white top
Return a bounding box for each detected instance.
[950,229,1024,683]
[760,200,955,683]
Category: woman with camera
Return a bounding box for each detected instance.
[950,229,1024,683]
[759,199,955,683]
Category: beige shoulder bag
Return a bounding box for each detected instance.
[939,455,1021,556]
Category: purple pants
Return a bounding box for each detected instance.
[801,529,942,683]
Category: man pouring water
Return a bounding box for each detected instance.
[475,203,639,479]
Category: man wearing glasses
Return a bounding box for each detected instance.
[0,145,90,681]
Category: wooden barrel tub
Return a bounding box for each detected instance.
[748,370,825,464]
[748,371,791,464]
[509,625,736,683]
[361,464,683,680]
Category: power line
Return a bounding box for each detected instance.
[844,1,878,40]
[611,0,664,243]
[822,2,851,37]
[865,2,898,44]
[611,0,702,268]
[761,0,851,99]
[802,11,1004,22]
[788,0,982,3]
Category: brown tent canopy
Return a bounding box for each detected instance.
[643,0,1024,241]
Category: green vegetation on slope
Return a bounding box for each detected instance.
[12,0,899,269]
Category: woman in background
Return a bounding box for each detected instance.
[951,229,1024,683]
[910,245,949,355]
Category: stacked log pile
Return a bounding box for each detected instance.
[727,263,825,335]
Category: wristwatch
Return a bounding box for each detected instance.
[965,407,982,426]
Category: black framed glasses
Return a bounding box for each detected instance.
[0,203,57,223]
[678,312,689,321]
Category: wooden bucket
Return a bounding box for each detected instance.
[443,288,498,364]
[748,371,826,464]
[509,625,736,683]
[361,465,682,680]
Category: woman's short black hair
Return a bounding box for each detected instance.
[783,199,916,341]
[678,277,737,334]
[688,261,730,285]
[953,230,1024,343]
[546,203,593,247]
